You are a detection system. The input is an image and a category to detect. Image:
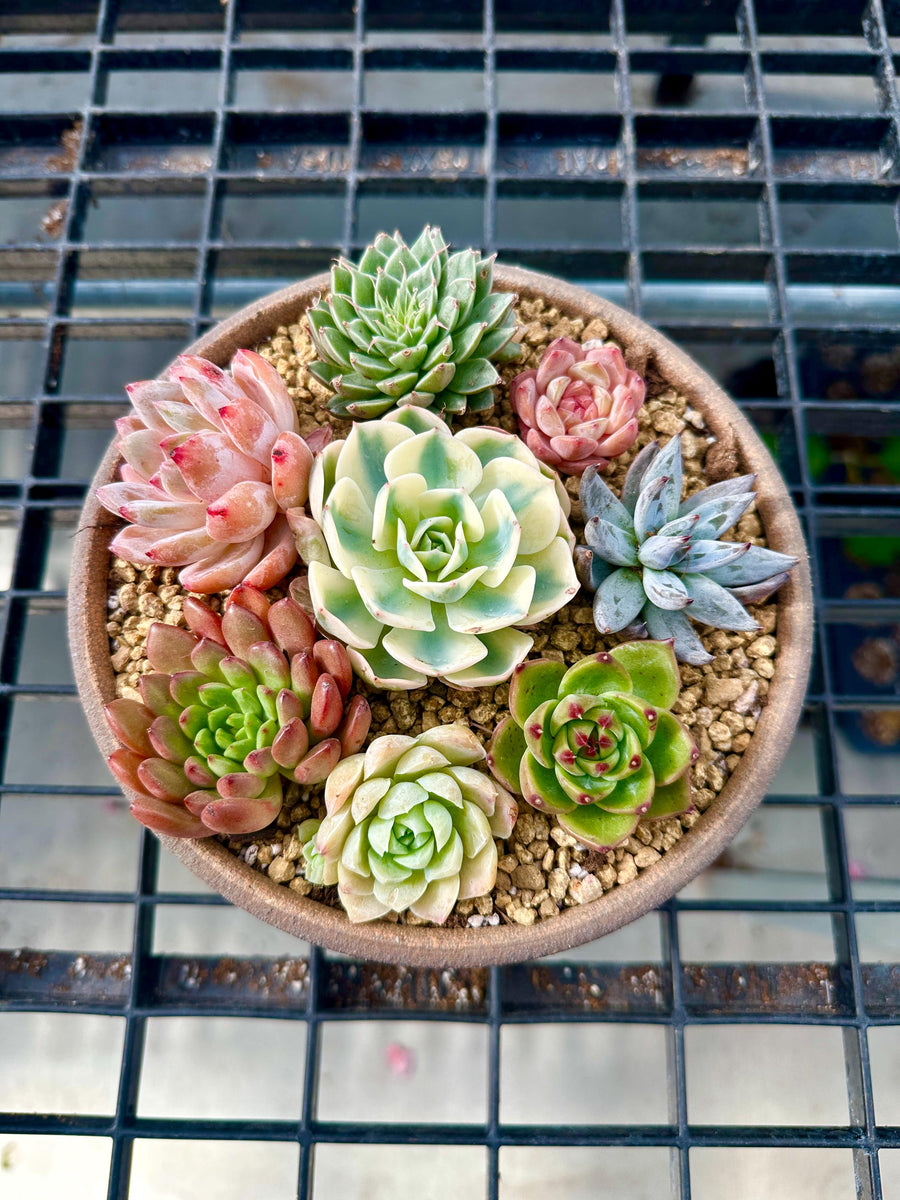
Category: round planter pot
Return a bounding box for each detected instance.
[68,266,813,967]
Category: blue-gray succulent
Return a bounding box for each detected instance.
[576,436,797,665]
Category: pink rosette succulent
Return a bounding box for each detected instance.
[97,351,331,593]
[511,337,645,475]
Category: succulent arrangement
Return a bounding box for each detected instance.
[96,351,330,593]
[97,224,796,930]
[301,405,579,688]
[576,435,798,665]
[299,725,517,923]
[511,337,645,475]
[104,585,371,837]
[487,641,694,850]
[307,226,520,419]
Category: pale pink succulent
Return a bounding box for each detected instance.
[97,351,331,593]
[511,337,645,475]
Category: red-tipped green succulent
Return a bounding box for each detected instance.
[511,338,644,475]
[487,641,695,852]
[96,351,331,593]
[104,584,371,838]
[299,725,518,923]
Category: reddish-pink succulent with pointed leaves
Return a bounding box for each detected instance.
[511,337,645,476]
[104,585,371,838]
[96,351,331,593]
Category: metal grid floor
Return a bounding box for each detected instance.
[1,0,899,1197]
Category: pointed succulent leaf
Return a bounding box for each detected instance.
[592,567,647,633]
[584,516,638,566]
[643,604,713,666]
[682,573,760,631]
[704,544,798,587]
[679,473,756,515]
[643,567,691,611]
[579,466,632,529]
[633,473,671,542]
[621,442,660,513]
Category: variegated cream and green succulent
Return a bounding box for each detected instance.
[576,435,797,664]
[307,226,520,419]
[301,406,579,689]
[487,640,695,851]
[299,724,517,923]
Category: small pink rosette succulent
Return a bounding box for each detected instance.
[511,337,645,475]
[97,351,330,593]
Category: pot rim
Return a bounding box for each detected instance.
[68,265,814,967]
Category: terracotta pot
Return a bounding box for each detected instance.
[68,266,813,967]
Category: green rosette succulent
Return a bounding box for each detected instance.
[487,641,695,852]
[302,405,579,689]
[306,226,521,419]
[299,724,518,924]
[577,435,798,664]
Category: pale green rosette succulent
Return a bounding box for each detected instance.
[303,406,579,689]
[299,724,518,924]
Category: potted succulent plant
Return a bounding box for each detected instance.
[69,227,813,966]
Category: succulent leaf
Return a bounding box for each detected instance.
[577,435,797,660]
[489,640,694,853]
[299,725,515,924]
[104,587,372,839]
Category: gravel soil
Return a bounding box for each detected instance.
[106,294,780,928]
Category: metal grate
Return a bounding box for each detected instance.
[1,0,899,1197]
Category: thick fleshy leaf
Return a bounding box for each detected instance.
[442,627,533,688]
[294,737,342,784]
[105,698,155,757]
[609,640,681,710]
[633,473,671,542]
[559,652,632,700]
[644,709,694,786]
[682,573,760,631]
[519,752,577,815]
[200,777,283,835]
[643,567,691,612]
[621,442,660,513]
[584,515,638,567]
[518,539,579,624]
[704,544,799,587]
[130,795,209,838]
[557,806,640,852]
[307,562,384,651]
[383,614,487,677]
[406,728,479,771]
[643,604,712,666]
[679,472,756,515]
[646,772,692,820]
[580,466,632,530]
[107,747,148,796]
[592,566,646,633]
[509,658,567,728]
